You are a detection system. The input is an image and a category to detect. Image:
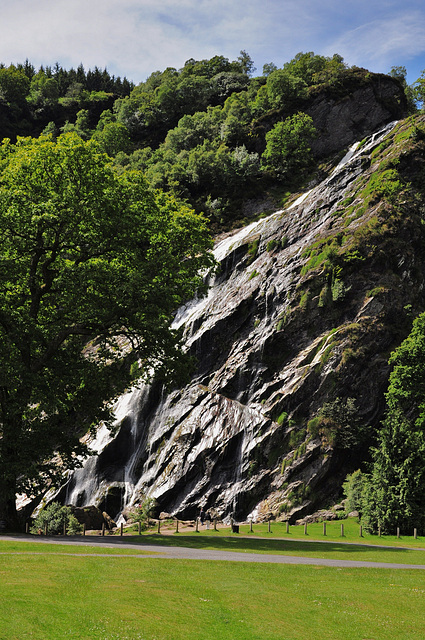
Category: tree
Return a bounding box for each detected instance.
[261,112,316,177]
[265,69,307,109]
[0,132,214,528]
[30,502,82,535]
[361,312,425,533]
[0,65,30,105]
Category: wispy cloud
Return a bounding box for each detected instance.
[326,11,425,70]
[1,0,425,83]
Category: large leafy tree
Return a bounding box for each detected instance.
[261,112,316,177]
[0,132,213,528]
[362,312,425,533]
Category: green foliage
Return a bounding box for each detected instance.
[276,411,288,425]
[0,65,30,104]
[307,398,364,448]
[30,502,82,535]
[128,497,157,530]
[261,112,316,177]
[246,237,260,264]
[361,312,425,533]
[265,69,307,109]
[0,132,213,525]
[342,469,366,515]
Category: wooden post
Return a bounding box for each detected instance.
[63,521,67,536]
[138,521,141,535]
[286,521,289,534]
[397,527,400,539]
[250,519,253,533]
[175,519,179,534]
[214,518,217,531]
[101,522,105,537]
[268,520,271,533]
[44,523,48,536]
[414,528,418,539]
[304,522,307,535]
[83,523,86,537]
[359,525,363,538]
[157,519,161,534]
[25,521,29,534]
[195,517,199,533]
[323,521,326,536]
[340,523,344,537]
[378,526,381,537]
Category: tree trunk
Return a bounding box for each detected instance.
[0,477,19,532]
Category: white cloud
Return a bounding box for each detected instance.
[1,0,425,83]
[326,11,425,71]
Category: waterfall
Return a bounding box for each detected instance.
[64,120,399,521]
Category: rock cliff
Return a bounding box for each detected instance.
[61,112,425,524]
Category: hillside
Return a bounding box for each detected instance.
[59,109,425,524]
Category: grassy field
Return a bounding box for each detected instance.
[1,520,425,640]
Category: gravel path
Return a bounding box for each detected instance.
[2,534,425,569]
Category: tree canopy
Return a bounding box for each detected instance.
[361,312,425,533]
[0,132,213,527]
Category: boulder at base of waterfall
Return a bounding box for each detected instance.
[69,505,115,530]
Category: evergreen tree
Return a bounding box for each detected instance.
[362,312,425,533]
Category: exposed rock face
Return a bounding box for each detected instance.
[306,73,407,158]
[61,115,425,524]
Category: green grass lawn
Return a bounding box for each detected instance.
[0,546,425,640]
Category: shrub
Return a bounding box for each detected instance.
[31,502,82,535]
[128,496,157,531]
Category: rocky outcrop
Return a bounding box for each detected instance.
[306,72,407,157]
[61,116,425,524]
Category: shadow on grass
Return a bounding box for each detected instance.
[118,534,409,556]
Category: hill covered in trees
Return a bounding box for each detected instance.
[0,52,411,233]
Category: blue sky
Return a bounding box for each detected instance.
[4,0,425,85]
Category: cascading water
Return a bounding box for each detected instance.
[64,120,399,522]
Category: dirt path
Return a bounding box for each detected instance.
[2,534,425,569]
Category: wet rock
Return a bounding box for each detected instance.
[62,118,425,524]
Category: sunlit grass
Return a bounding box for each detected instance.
[0,550,425,640]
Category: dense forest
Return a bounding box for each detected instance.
[0,52,416,232]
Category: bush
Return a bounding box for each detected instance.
[128,496,157,531]
[342,469,366,515]
[31,502,82,535]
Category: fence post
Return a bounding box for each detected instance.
[138,521,141,535]
[63,521,67,537]
[25,521,29,534]
[323,521,326,536]
[268,520,271,533]
[304,522,307,535]
[120,522,123,537]
[157,519,161,534]
[175,519,179,534]
[397,527,400,539]
[378,526,381,537]
[214,518,217,531]
[102,522,105,537]
[83,523,86,537]
[195,517,199,533]
[359,525,363,538]
[414,527,418,539]
[286,521,289,534]
[250,519,253,533]
[44,523,48,536]
[340,523,344,537]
